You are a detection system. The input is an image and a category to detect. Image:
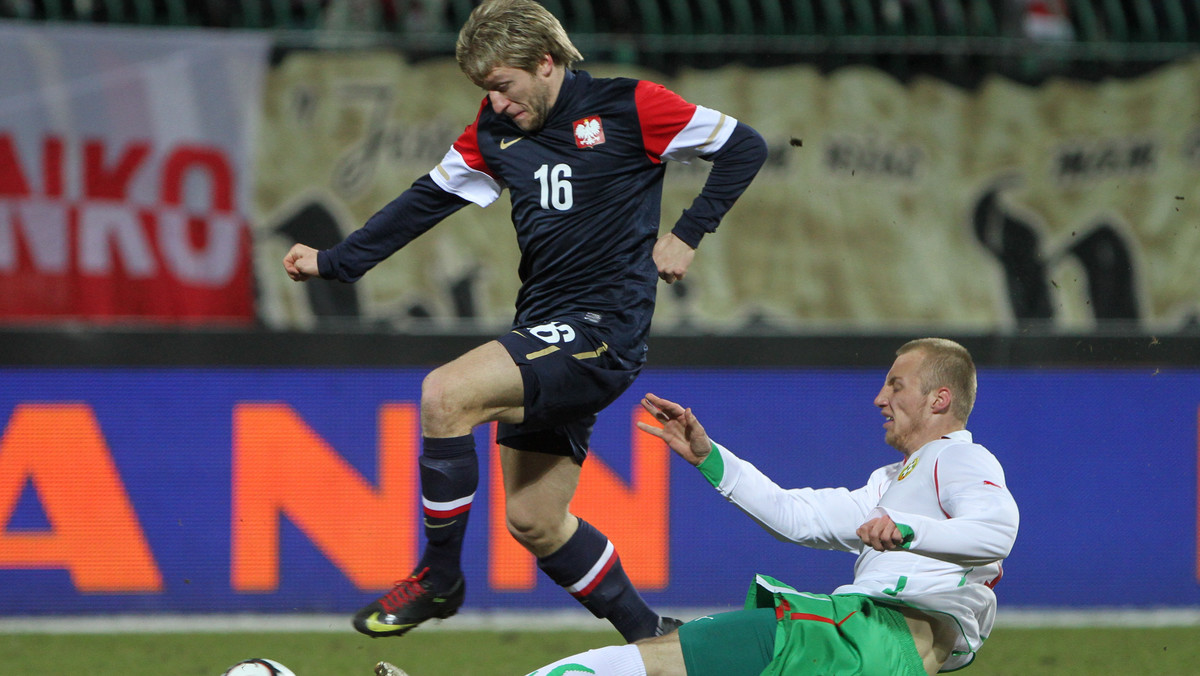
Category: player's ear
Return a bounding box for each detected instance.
[931,387,952,415]
[538,54,554,75]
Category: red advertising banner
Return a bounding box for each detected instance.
[0,26,268,324]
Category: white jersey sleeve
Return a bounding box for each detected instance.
[698,442,885,553]
[875,444,1019,567]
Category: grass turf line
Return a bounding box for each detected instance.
[1,627,1199,675]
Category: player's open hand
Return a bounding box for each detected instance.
[636,392,711,465]
[857,514,907,552]
[653,232,695,284]
[283,243,320,281]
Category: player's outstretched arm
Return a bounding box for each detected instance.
[636,393,712,465]
[283,243,320,281]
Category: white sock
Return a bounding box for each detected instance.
[523,644,647,676]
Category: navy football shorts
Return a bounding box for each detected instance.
[495,316,642,463]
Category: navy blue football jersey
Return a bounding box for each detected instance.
[319,69,760,365]
[430,69,739,361]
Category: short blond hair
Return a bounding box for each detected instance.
[897,338,977,423]
[456,0,584,86]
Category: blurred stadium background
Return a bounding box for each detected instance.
[1,0,1198,636]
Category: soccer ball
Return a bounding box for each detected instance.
[221,658,297,676]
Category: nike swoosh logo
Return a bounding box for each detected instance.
[499,137,523,149]
[363,613,417,634]
[424,519,458,529]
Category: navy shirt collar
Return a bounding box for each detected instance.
[545,68,582,127]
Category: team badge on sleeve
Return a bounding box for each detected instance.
[573,116,605,148]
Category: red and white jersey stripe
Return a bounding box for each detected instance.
[431,142,503,208]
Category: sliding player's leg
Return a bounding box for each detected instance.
[516,610,772,676]
[422,612,765,676]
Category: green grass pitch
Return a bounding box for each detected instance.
[1,626,1198,675]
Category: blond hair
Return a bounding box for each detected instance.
[897,338,977,423]
[456,0,584,86]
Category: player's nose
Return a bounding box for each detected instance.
[489,91,511,114]
[873,388,888,408]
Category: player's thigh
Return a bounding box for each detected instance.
[497,318,640,429]
[423,340,525,427]
[637,632,688,676]
[675,609,776,676]
[499,446,581,522]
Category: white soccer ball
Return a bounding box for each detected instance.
[221,658,297,676]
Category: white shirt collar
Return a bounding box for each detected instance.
[942,429,973,443]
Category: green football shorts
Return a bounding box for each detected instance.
[678,608,777,676]
[678,594,925,676]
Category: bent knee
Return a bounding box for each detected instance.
[420,370,466,429]
[505,511,550,547]
[506,510,571,555]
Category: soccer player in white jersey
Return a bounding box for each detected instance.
[378,338,1019,676]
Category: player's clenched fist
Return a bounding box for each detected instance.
[857,514,906,552]
[652,232,695,284]
[283,243,319,281]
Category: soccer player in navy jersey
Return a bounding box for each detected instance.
[283,0,768,642]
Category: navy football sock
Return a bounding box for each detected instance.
[538,518,660,642]
[415,435,478,589]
